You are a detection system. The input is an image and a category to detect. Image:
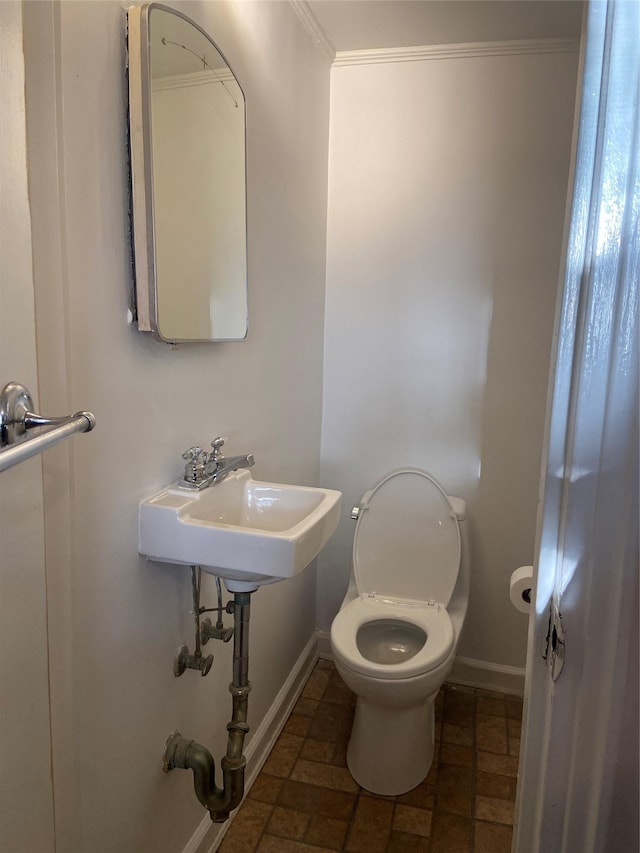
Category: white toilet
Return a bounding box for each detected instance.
[330,468,469,796]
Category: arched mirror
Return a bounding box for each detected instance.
[127,3,247,343]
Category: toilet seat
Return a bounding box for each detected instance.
[331,594,455,681]
[353,469,460,605]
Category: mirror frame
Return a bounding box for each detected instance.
[127,2,248,343]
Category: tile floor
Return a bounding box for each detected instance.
[218,659,523,853]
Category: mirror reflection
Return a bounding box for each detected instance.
[128,3,248,342]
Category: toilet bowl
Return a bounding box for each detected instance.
[330,468,469,796]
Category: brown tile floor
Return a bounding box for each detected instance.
[219,660,523,853]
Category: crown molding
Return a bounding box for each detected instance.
[333,37,580,68]
[289,1,336,63]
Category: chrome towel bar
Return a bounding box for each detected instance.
[0,382,95,473]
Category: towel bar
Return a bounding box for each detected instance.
[0,382,95,473]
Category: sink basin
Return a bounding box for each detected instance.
[138,470,342,591]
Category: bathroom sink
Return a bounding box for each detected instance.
[138,470,342,591]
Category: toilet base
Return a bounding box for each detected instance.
[346,693,436,796]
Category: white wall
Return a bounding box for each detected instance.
[319,46,578,671]
[21,2,330,851]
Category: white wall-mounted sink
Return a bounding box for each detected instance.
[138,470,342,591]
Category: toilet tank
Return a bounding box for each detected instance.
[447,496,467,522]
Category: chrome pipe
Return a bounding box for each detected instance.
[232,593,250,688]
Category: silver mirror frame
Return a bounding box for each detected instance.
[127,2,248,343]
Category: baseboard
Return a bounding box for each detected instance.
[448,656,525,696]
[183,634,319,853]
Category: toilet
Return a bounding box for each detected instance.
[330,468,469,796]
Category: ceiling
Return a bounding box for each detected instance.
[305,1,584,54]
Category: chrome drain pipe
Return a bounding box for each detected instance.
[163,591,252,822]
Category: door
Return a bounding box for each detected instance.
[514,2,639,851]
[0,4,56,850]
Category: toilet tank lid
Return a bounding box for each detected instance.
[353,469,461,605]
[448,496,467,521]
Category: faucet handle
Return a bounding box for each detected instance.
[181,446,210,485]
[182,446,205,461]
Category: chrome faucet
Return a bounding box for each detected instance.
[179,437,254,490]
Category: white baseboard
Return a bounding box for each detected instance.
[448,656,525,696]
[183,634,319,853]
[315,633,525,697]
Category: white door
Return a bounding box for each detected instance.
[0,4,56,851]
[514,2,639,851]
